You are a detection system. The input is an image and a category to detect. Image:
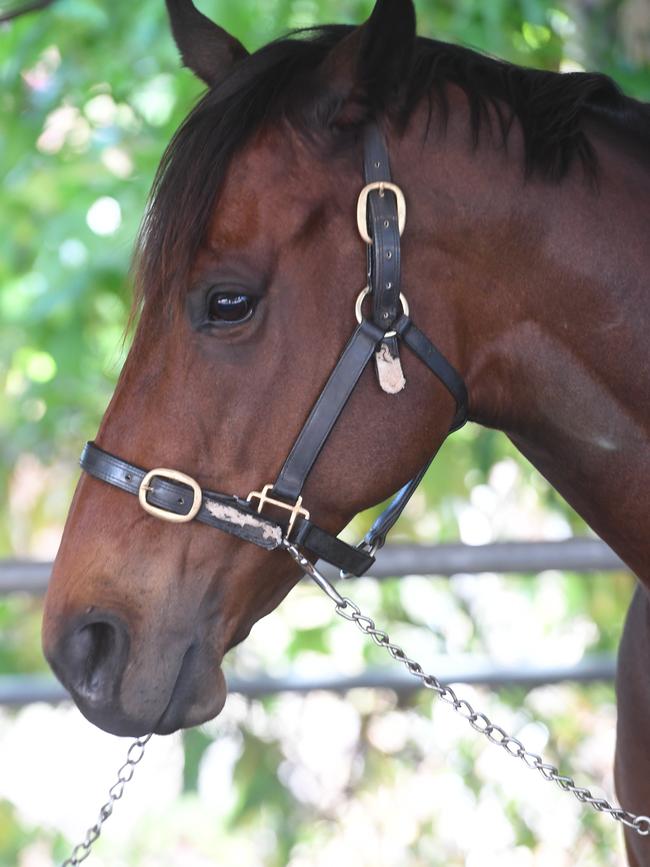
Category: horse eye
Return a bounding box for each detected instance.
[207,292,255,324]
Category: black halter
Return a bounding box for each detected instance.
[80,124,468,577]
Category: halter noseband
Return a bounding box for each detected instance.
[80,124,468,577]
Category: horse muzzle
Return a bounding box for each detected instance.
[43,605,227,736]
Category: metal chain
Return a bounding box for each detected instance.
[282,539,650,837]
[58,540,649,865]
[61,733,152,865]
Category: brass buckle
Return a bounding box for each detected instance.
[246,484,310,536]
[356,181,406,245]
[138,468,202,523]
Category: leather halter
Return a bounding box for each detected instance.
[80,123,468,577]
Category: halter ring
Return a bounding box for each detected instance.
[138,468,202,523]
[356,181,406,245]
[355,286,409,338]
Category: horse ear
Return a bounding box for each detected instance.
[165,0,249,87]
[317,0,417,125]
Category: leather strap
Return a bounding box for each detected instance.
[292,523,372,575]
[394,315,468,431]
[363,125,402,331]
[81,442,284,549]
[292,522,372,575]
[363,459,434,554]
[272,318,385,503]
[80,442,374,576]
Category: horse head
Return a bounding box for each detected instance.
[42,0,463,736]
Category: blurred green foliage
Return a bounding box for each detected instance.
[0,0,647,864]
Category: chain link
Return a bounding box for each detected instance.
[61,733,152,865]
[283,539,650,838]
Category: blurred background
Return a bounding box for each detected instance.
[1,0,649,864]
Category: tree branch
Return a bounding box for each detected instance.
[0,0,56,24]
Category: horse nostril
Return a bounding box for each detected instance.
[80,622,116,691]
[55,613,130,703]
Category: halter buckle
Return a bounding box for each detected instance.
[247,484,310,536]
[356,181,406,245]
[138,468,202,523]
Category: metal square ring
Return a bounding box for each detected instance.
[247,484,310,537]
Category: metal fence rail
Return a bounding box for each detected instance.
[0,539,627,707]
[0,655,617,708]
[0,538,629,595]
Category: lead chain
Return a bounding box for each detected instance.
[60,542,650,866]
[61,733,152,866]
[282,539,650,838]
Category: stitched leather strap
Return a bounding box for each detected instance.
[80,442,374,576]
[81,442,284,548]
[272,318,385,503]
[363,125,402,331]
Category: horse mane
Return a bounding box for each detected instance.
[136,24,649,307]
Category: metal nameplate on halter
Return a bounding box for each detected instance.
[138,468,202,523]
[247,484,310,536]
[356,181,406,245]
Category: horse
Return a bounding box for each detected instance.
[41,0,650,861]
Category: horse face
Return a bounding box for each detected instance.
[41,121,433,735]
[42,0,457,736]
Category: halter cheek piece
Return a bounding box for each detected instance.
[80,124,468,577]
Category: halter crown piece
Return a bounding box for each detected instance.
[79,124,468,576]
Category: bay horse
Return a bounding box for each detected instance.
[42,0,650,860]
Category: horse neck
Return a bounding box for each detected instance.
[398,109,650,580]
